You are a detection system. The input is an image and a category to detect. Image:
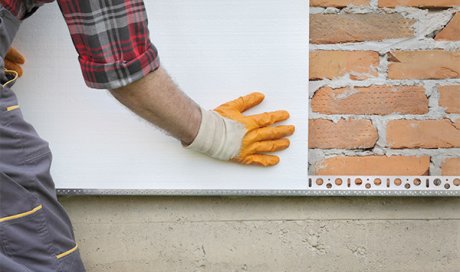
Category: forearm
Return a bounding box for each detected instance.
[109,67,201,145]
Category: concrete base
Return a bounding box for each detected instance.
[60,197,460,271]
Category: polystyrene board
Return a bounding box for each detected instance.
[12,0,309,190]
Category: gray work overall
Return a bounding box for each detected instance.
[0,5,85,271]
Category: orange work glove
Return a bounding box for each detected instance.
[4,47,25,77]
[186,92,295,166]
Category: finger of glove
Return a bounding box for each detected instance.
[4,60,23,77]
[238,154,280,167]
[244,125,295,143]
[216,92,265,113]
[247,110,290,128]
[243,138,290,156]
[5,48,25,64]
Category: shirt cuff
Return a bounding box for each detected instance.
[79,42,161,90]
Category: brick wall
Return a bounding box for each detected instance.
[309,0,460,176]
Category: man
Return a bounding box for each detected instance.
[0,0,295,271]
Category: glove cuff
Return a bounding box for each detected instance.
[184,107,246,161]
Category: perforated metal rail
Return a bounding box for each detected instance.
[56,176,460,196]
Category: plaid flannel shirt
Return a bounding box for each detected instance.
[0,0,160,89]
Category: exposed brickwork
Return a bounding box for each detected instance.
[315,156,431,175]
[310,0,369,7]
[388,50,460,80]
[310,14,415,44]
[311,86,428,115]
[309,119,378,149]
[439,85,460,114]
[435,13,460,41]
[309,2,460,176]
[379,0,460,8]
[387,119,460,149]
[441,158,460,176]
[310,51,379,80]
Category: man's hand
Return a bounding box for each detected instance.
[187,92,295,166]
[216,92,295,166]
[4,47,25,77]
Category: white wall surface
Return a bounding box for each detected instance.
[12,0,308,190]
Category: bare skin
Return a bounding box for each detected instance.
[109,67,201,145]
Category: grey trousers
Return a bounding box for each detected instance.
[0,85,86,272]
[1,4,85,270]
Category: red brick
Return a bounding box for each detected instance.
[310,51,379,80]
[310,0,369,7]
[387,119,460,148]
[310,14,415,44]
[439,85,460,114]
[388,50,460,80]
[309,119,378,149]
[379,0,460,7]
[311,85,428,115]
[315,156,430,175]
[441,158,460,176]
[435,13,460,41]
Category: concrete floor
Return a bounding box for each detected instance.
[60,196,460,272]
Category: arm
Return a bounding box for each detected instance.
[110,67,201,145]
[57,0,294,166]
[110,67,295,167]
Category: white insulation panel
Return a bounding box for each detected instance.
[13,0,309,191]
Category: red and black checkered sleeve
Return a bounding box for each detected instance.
[57,0,160,89]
